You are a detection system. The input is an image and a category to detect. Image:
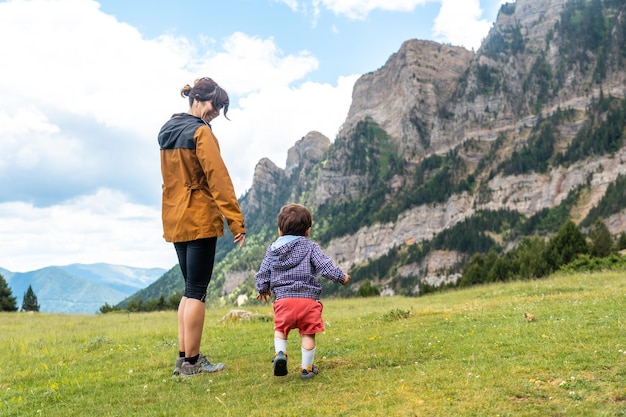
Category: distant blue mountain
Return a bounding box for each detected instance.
[0,267,13,280]
[60,263,166,294]
[3,264,167,314]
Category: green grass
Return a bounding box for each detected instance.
[2,271,625,416]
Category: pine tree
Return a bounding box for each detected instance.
[544,220,589,270]
[0,273,18,312]
[616,231,626,251]
[589,218,613,258]
[21,285,40,312]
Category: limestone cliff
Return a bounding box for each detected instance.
[226,0,626,298]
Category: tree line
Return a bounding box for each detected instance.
[331,213,626,299]
[455,218,621,289]
[98,292,182,314]
[2,217,625,314]
[0,280,40,312]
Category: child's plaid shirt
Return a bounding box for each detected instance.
[254,236,346,300]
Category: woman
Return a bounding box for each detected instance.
[158,77,246,377]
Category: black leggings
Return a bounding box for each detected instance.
[174,237,217,302]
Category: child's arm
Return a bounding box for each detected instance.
[310,242,349,284]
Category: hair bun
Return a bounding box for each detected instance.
[180,84,192,98]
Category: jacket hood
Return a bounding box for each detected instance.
[158,113,206,150]
[267,237,309,270]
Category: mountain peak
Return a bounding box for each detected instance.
[285,131,331,178]
[339,39,473,159]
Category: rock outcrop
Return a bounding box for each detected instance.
[229,0,626,297]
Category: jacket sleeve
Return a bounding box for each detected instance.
[310,241,346,284]
[195,126,246,236]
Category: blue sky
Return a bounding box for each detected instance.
[0,0,506,272]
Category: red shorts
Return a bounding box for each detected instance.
[273,298,325,336]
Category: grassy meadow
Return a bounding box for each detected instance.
[1,271,625,417]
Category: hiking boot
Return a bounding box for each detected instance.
[273,351,288,376]
[300,365,319,380]
[173,356,184,375]
[180,354,226,377]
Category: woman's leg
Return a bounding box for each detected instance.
[182,298,207,357]
[177,296,187,354]
[174,242,189,356]
[174,238,217,358]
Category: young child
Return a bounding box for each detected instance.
[255,203,350,380]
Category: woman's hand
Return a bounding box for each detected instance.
[234,233,246,248]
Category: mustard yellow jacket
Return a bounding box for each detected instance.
[158,113,245,242]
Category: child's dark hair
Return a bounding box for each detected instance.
[277,203,312,236]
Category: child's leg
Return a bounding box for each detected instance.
[273,330,289,376]
[300,334,316,370]
[274,330,288,354]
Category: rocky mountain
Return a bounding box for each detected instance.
[130,0,626,305]
[3,263,166,313]
[297,0,626,278]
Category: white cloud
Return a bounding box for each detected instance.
[192,32,320,96]
[278,0,506,50]
[274,0,300,12]
[313,0,428,19]
[0,0,195,140]
[433,0,495,50]
[0,0,356,271]
[0,108,60,170]
[0,189,177,272]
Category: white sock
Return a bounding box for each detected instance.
[274,337,287,355]
[301,347,316,370]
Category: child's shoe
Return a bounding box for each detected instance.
[300,365,319,380]
[273,351,288,376]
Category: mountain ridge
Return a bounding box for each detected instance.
[3,263,166,313]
